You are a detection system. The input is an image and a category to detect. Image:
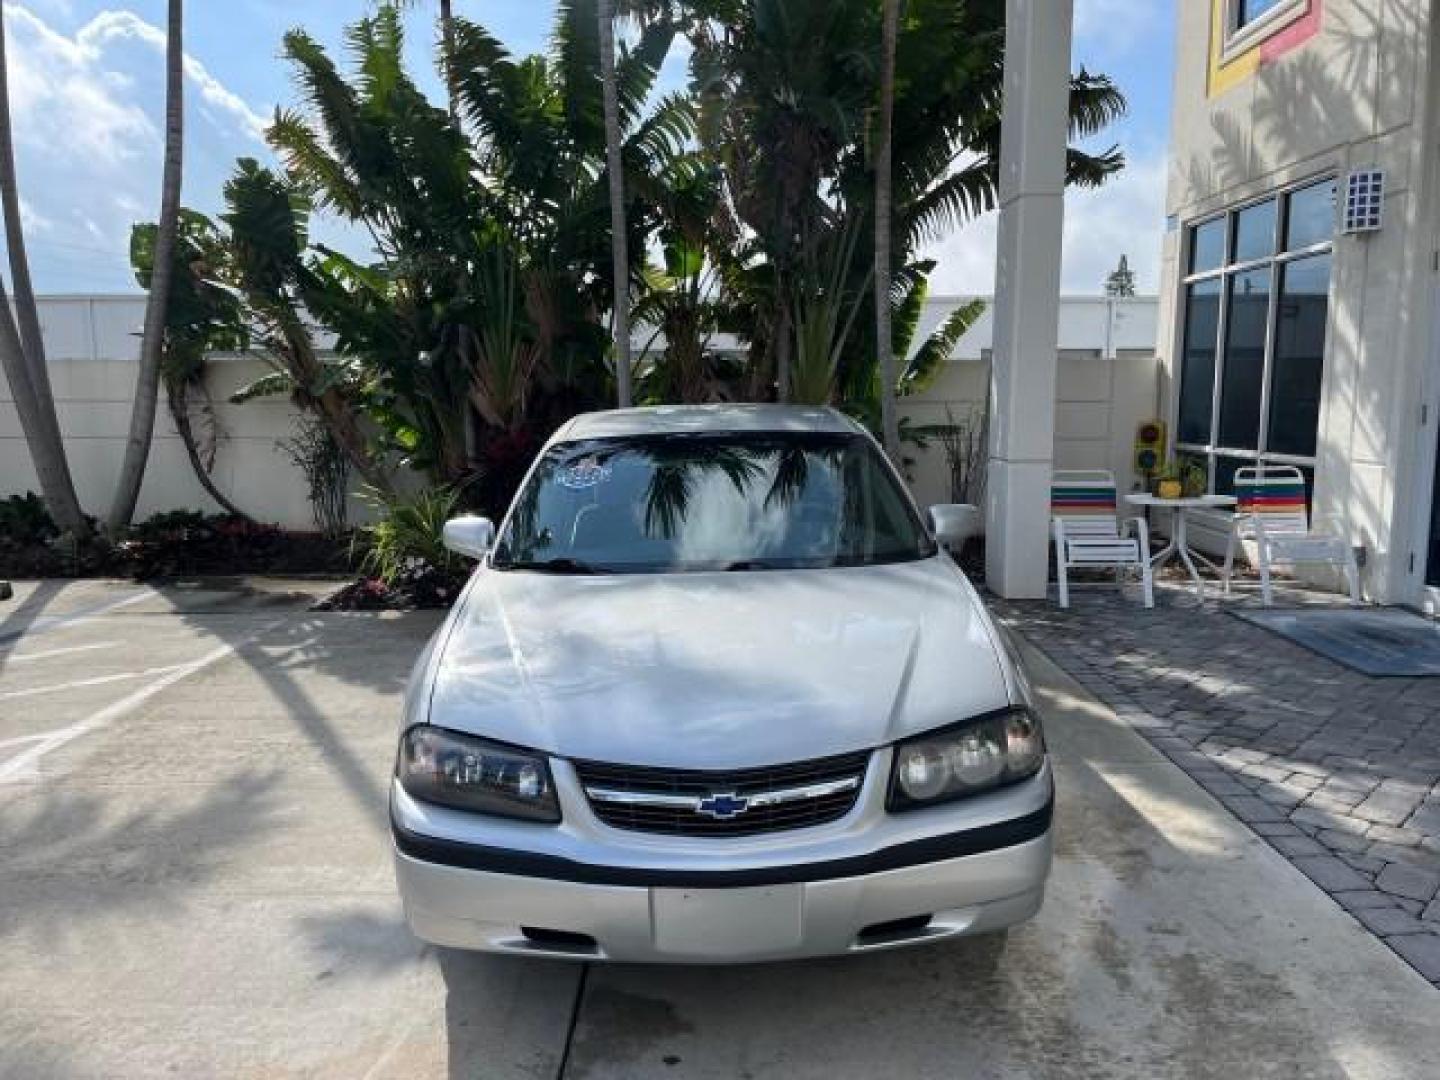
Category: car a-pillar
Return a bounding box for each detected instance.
[986,0,1072,600]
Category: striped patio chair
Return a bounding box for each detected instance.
[1051,470,1153,609]
[1222,465,1361,606]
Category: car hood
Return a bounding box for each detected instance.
[425,557,1010,769]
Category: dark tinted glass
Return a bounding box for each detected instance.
[494,433,935,573]
[1285,179,1337,251]
[1217,268,1271,450]
[1267,255,1330,457]
[1213,455,1248,497]
[1237,0,1283,27]
[1177,279,1222,445]
[1189,218,1226,274]
[1428,425,1440,587]
[1232,199,1278,263]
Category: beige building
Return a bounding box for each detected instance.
[1159,0,1440,609]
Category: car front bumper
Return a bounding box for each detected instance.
[394,831,1049,963]
[390,755,1053,963]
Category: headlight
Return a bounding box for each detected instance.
[888,707,1045,811]
[397,725,561,823]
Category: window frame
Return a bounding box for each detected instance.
[1222,0,1309,64]
[1173,175,1338,494]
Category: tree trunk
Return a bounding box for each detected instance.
[167,383,251,521]
[313,386,392,496]
[271,314,393,498]
[598,0,633,408]
[0,6,87,535]
[0,292,87,529]
[774,294,792,403]
[874,0,901,461]
[108,0,184,532]
[439,0,459,122]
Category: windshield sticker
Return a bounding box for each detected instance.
[558,458,612,490]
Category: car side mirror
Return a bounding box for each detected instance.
[442,515,496,559]
[929,503,981,552]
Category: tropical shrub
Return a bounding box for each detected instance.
[112,511,348,579]
[0,491,59,548]
[121,1,1129,604]
[281,419,352,539]
[357,486,463,583]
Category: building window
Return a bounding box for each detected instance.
[1235,0,1285,28]
[1174,177,1336,496]
[1223,0,1308,58]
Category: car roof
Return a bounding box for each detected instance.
[552,404,868,442]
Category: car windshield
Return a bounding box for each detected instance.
[492,432,937,573]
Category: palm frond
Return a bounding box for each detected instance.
[1069,69,1127,140]
[902,162,997,246]
[1067,145,1125,188]
[267,109,365,218]
[901,297,985,395]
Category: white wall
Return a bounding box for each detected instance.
[2,294,1160,531]
[902,349,1160,511]
[1,297,329,529]
[902,296,1161,509]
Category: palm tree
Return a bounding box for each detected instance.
[399,0,459,118]
[128,212,252,520]
[220,160,394,497]
[0,6,88,536]
[873,0,901,461]
[109,0,184,532]
[598,0,633,407]
[439,0,458,119]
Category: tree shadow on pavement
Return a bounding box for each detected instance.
[0,580,66,668]
[0,769,282,943]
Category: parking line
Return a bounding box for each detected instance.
[0,589,155,643]
[0,618,285,784]
[1,641,120,664]
[0,664,191,701]
[0,733,50,750]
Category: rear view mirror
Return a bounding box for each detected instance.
[442,516,496,559]
[928,504,981,552]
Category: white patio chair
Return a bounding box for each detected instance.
[1051,470,1153,609]
[1221,465,1361,606]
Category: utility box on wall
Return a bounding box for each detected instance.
[1343,169,1384,234]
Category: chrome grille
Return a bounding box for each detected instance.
[572,750,870,837]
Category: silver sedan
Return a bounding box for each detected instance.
[391,404,1052,963]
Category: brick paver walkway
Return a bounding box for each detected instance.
[995,586,1440,986]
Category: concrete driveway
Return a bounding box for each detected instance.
[1,578,1438,1079]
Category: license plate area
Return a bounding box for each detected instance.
[650,885,803,957]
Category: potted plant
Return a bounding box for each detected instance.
[1180,458,1208,498]
[1153,460,1183,501]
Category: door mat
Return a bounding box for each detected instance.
[1232,608,1440,677]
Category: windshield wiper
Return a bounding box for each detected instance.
[497,557,610,575]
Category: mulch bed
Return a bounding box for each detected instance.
[1,514,354,581]
[313,565,469,611]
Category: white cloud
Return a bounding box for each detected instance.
[920,149,1167,297]
[78,11,269,141]
[17,197,53,234]
[1059,150,1166,294]
[2,4,271,291]
[5,5,157,166]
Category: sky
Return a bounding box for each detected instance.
[4,0,1176,297]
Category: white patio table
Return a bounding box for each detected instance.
[1125,493,1237,600]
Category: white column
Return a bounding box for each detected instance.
[985,0,1073,599]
